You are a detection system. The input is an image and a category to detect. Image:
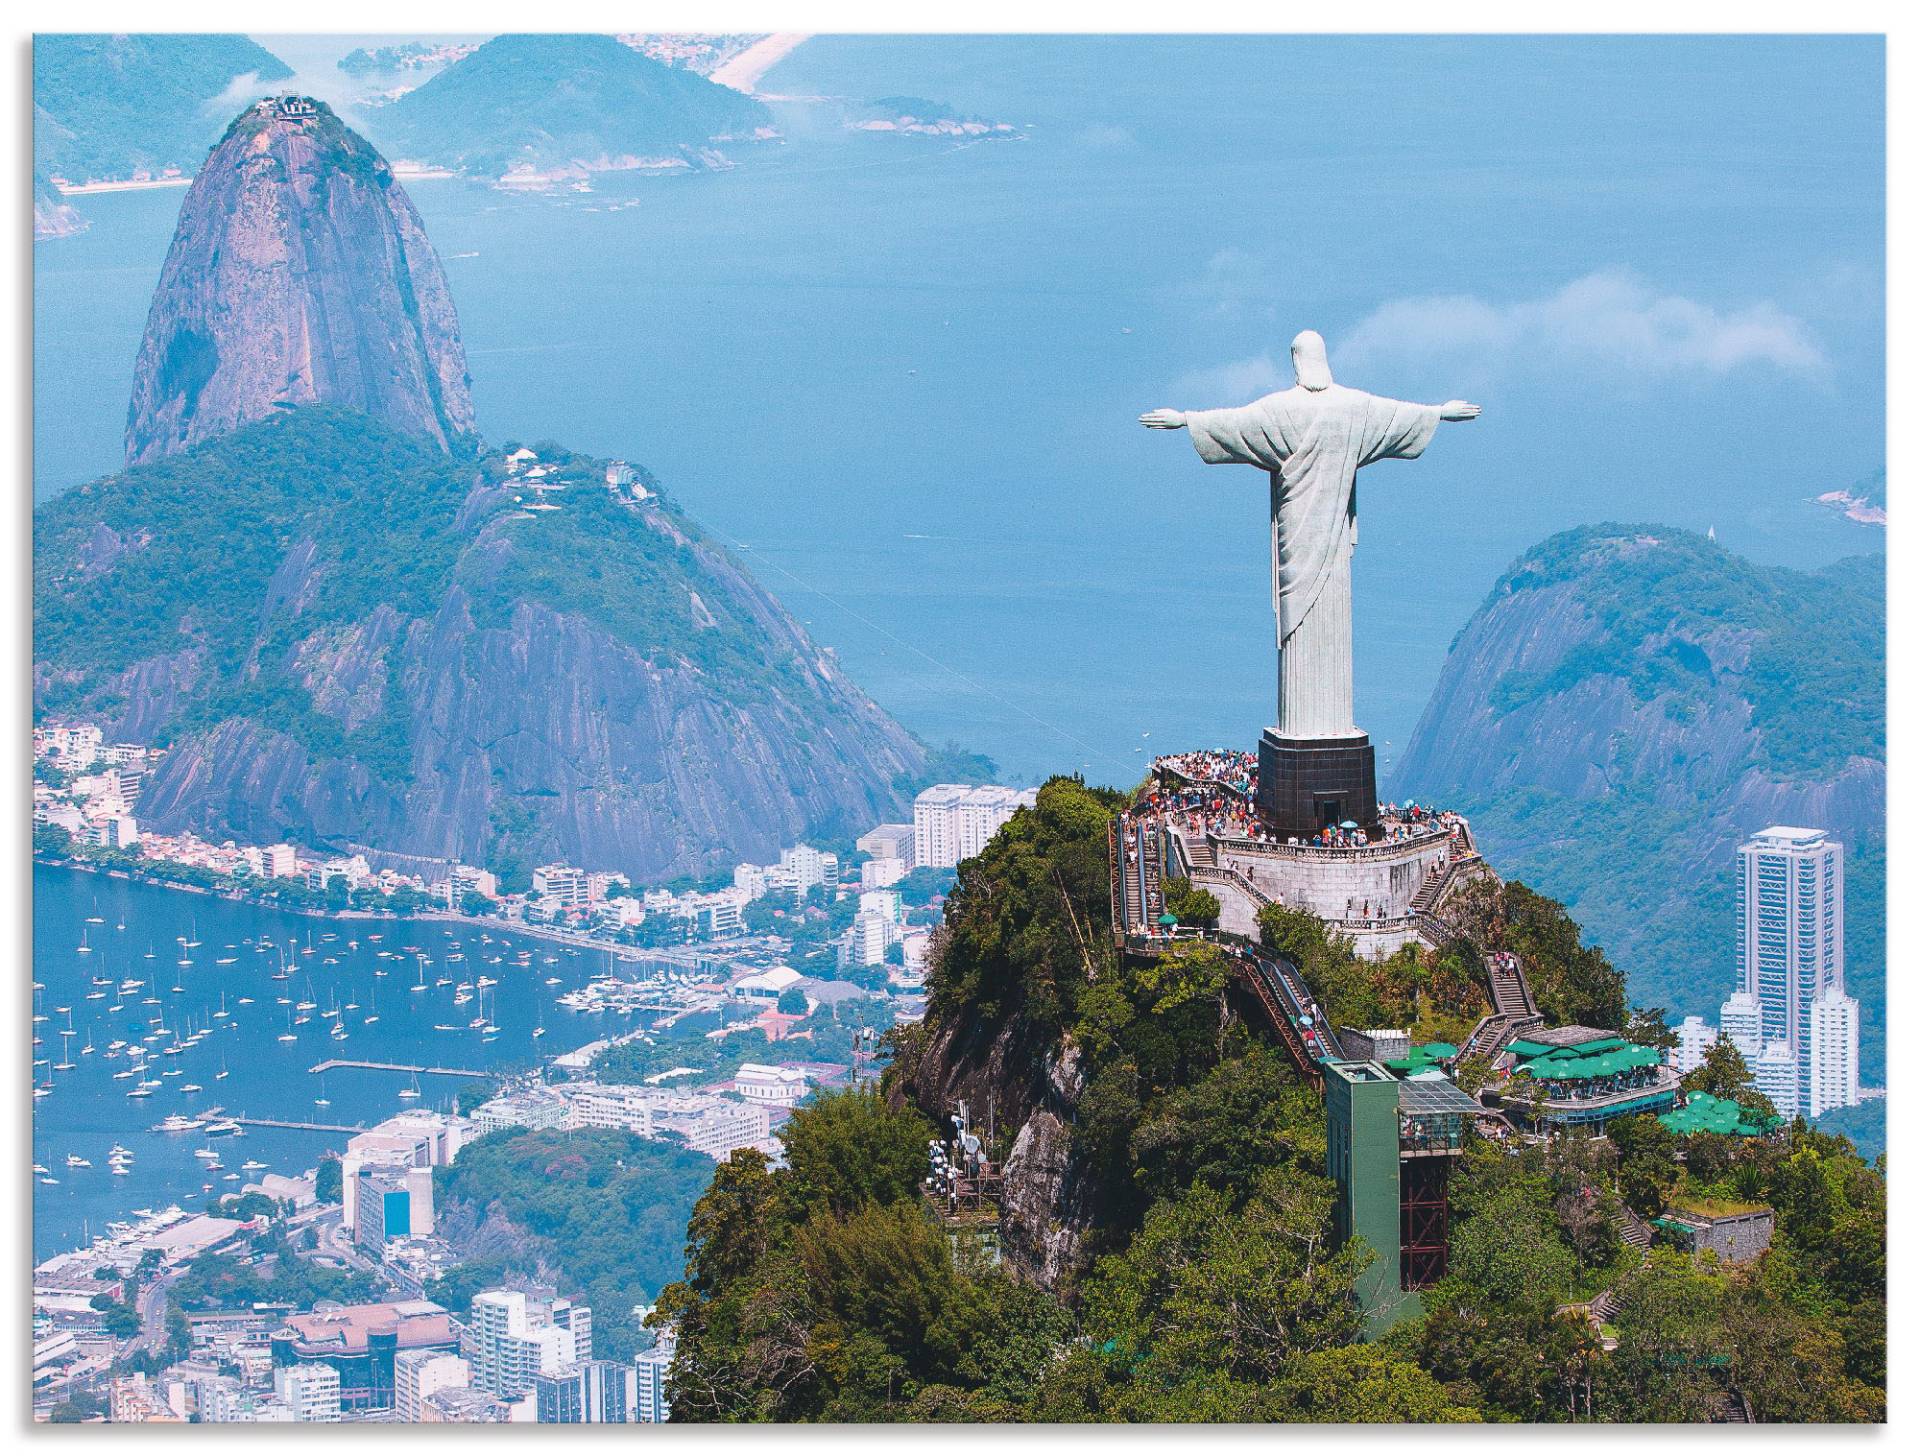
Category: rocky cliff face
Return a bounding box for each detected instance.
[33,168,85,241]
[892,985,1096,1290]
[124,97,472,465]
[1393,525,1884,1053]
[36,409,927,882]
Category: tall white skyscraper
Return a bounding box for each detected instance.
[1731,826,1856,1118]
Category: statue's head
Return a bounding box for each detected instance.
[1291,330,1333,391]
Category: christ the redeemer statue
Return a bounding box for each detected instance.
[1141,329,1479,835]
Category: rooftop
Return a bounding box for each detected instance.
[278,1299,453,1356]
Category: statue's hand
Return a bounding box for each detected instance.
[1139,408,1187,430]
[1439,400,1482,421]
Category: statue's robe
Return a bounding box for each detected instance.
[1183,384,1440,739]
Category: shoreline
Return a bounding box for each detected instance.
[55,176,191,196]
[33,854,655,960]
[710,32,811,95]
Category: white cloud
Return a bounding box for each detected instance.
[1185,248,1284,323]
[1337,270,1828,383]
[200,70,276,117]
[1170,353,1288,403]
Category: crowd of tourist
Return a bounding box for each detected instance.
[1155,748,1257,797]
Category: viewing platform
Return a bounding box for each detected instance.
[1113,748,1492,957]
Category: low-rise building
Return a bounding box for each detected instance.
[271,1299,458,1412]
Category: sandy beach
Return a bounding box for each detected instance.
[710,32,811,95]
[56,176,191,196]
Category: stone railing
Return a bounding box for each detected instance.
[1209,828,1455,865]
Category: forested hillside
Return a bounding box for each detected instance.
[656,781,1887,1421]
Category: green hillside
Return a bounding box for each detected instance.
[369,32,771,176]
[33,34,292,182]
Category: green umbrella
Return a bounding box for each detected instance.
[1157,912,1178,927]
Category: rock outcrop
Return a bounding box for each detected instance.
[1393,523,1884,1036]
[32,168,85,241]
[891,964,1097,1290]
[36,409,928,882]
[124,97,473,464]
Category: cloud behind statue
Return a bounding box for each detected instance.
[1336,268,1829,390]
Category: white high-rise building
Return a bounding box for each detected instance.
[1670,1015,1718,1077]
[470,1291,591,1399]
[273,1362,342,1422]
[913,785,1037,869]
[1749,1040,1801,1121]
[1719,991,1762,1058]
[1806,985,1861,1119]
[394,1349,471,1421]
[633,1325,677,1424]
[1732,826,1851,1117]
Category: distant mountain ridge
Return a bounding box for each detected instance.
[33,33,292,183]
[1394,524,1885,1079]
[368,33,773,178]
[124,98,473,464]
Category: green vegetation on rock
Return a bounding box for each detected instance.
[33,34,292,182]
[433,1126,717,1362]
[369,33,771,177]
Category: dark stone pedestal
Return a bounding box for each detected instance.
[1257,729,1379,839]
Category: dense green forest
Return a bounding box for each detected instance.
[430,1126,717,1362]
[659,779,1885,1421]
[33,34,291,182]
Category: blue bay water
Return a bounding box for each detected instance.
[32,865,628,1259]
[32,37,1887,1246]
[33,33,1885,785]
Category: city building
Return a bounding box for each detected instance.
[733,1063,810,1107]
[421,1387,514,1422]
[563,1082,773,1160]
[772,844,839,897]
[1807,985,1860,1118]
[856,823,916,866]
[393,1348,472,1422]
[271,1300,458,1412]
[633,1325,677,1423]
[1732,825,1851,1117]
[1670,1015,1718,1077]
[534,1359,638,1423]
[860,855,908,889]
[533,863,591,908]
[469,1290,592,1399]
[1749,1040,1801,1120]
[352,1163,435,1252]
[912,784,1037,868]
[339,1110,468,1228]
[273,1361,343,1422]
[470,1085,571,1136]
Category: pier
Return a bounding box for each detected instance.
[227,1115,369,1134]
[307,1058,491,1079]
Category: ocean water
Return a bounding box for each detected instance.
[32,36,1887,1250]
[33,34,1885,787]
[31,865,634,1259]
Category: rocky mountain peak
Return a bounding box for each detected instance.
[124,96,474,464]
